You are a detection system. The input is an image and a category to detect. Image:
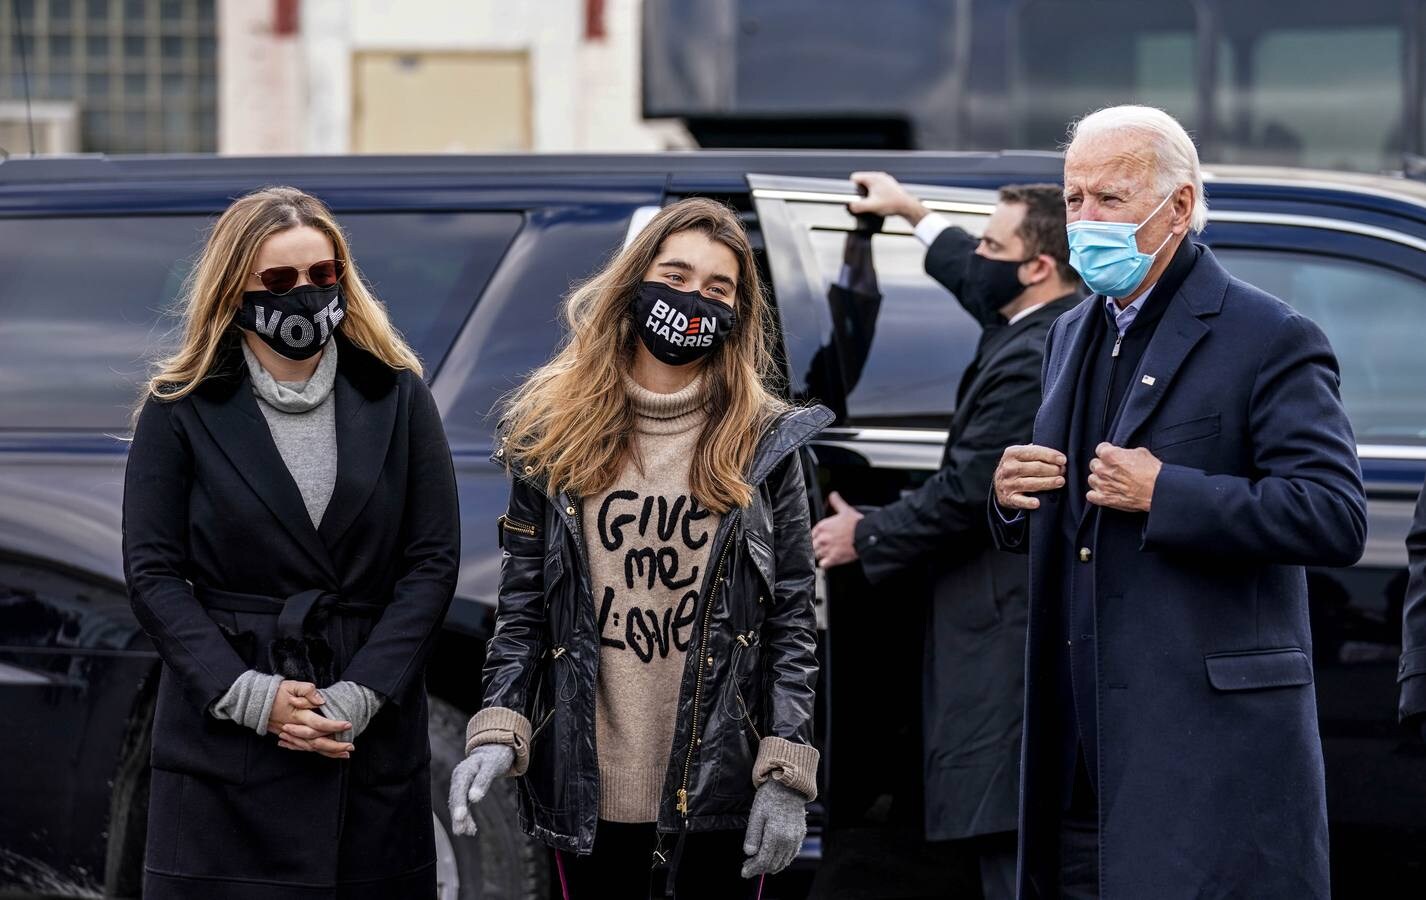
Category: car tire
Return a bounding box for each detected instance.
[428,696,549,900]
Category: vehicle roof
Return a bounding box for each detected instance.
[0,150,1067,185]
[5,151,1426,228]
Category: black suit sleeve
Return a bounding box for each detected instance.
[854,337,1044,583]
[1400,481,1426,726]
[123,397,249,712]
[341,378,460,704]
[988,318,1060,556]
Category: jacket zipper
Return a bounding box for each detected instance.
[677,512,742,818]
[1100,330,1124,437]
[498,514,539,538]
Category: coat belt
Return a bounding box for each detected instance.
[195,586,383,643]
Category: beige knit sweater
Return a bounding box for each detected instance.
[586,372,720,822]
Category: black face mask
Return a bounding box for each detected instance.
[960,254,1031,324]
[235,283,346,360]
[630,281,738,366]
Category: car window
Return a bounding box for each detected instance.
[0,211,520,430]
[802,225,980,427]
[1214,248,1426,445]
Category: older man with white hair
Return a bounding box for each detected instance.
[989,105,1367,898]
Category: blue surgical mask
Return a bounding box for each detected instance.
[1066,191,1176,298]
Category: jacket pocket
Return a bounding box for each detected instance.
[1150,414,1221,452]
[150,668,250,785]
[1204,647,1312,691]
[354,686,433,785]
[519,657,575,817]
[709,630,763,803]
[745,530,776,602]
[941,555,1001,632]
[498,513,540,548]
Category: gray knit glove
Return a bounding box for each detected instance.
[741,779,808,878]
[316,681,384,743]
[449,744,515,837]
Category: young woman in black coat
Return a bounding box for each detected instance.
[122,186,459,900]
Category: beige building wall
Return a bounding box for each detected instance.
[219,0,691,155]
[218,0,304,154]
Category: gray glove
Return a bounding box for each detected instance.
[316,681,384,743]
[449,744,515,837]
[740,779,808,878]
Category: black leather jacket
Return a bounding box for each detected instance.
[479,404,832,854]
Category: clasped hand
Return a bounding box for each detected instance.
[994,442,1161,513]
[265,680,354,759]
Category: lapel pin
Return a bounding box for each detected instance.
[1142,375,1157,386]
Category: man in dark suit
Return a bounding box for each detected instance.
[991,105,1367,899]
[812,173,1081,900]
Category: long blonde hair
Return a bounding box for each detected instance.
[143,186,421,404]
[502,198,788,513]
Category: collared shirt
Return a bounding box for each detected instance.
[1009,301,1052,326]
[1103,285,1155,337]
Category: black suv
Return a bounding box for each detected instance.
[2,152,1424,898]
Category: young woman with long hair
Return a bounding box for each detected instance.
[122,186,458,899]
[448,198,831,898]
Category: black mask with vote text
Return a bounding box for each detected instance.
[235,283,347,360]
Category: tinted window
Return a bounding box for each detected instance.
[346,212,522,370]
[1011,1,1198,148]
[802,226,978,426]
[0,212,520,430]
[1215,248,1426,445]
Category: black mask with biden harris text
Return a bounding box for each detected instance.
[630,281,737,366]
[235,283,347,360]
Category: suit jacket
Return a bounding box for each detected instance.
[1398,483,1426,725]
[854,224,1077,840]
[990,245,1366,899]
[122,330,459,896]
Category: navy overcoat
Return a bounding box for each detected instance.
[991,246,1367,899]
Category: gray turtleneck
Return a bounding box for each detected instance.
[209,340,383,743]
[241,339,338,526]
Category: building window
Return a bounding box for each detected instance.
[0,0,216,153]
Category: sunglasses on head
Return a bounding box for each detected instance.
[252,258,346,295]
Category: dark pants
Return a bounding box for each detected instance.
[1058,757,1100,899]
[555,820,764,900]
[973,831,1018,900]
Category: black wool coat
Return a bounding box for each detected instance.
[122,330,459,900]
[854,226,1078,842]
